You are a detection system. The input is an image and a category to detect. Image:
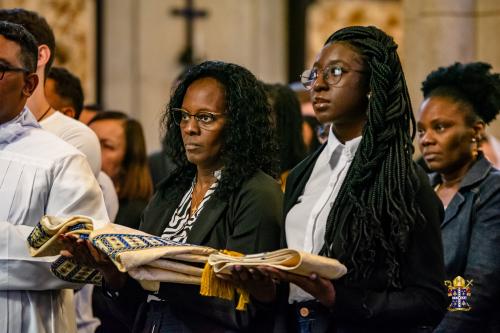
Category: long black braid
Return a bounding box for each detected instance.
[322,26,423,287]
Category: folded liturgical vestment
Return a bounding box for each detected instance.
[208,248,347,280]
[27,216,347,310]
[27,216,216,291]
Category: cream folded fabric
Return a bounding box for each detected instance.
[28,215,94,257]
[91,224,216,273]
[208,248,347,280]
[27,216,347,301]
[27,216,216,290]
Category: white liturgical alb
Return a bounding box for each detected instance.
[0,108,108,333]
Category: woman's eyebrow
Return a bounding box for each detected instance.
[312,59,347,68]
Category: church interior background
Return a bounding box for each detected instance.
[0,0,498,153]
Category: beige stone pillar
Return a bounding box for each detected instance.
[403,0,500,136]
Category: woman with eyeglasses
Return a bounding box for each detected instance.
[417,62,500,333]
[255,26,447,333]
[61,61,283,332]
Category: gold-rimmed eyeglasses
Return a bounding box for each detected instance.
[170,108,226,130]
[300,65,366,90]
[0,63,30,80]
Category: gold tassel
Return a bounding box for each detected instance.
[199,250,250,311]
[236,288,250,311]
[200,261,234,300]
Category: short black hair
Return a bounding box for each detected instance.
[422,62,500,125]
[83,104,103,112]
[47,66,84,118]
[0,8,56,77]
[0,20,38,72]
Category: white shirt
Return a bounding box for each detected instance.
[40,111,102,177]
[286,128,361,303]
[0,108,109,333]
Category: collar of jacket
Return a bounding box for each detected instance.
[429,153,492,191]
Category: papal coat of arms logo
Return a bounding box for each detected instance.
[444,276,473,311]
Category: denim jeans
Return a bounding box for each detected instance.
[138,300,191,333]
[291,301,331,333]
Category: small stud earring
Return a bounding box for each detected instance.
[471,137,477,143]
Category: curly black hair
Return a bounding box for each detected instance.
[422,62,500,125]
[322,26,424,287]
[161,61,279,200]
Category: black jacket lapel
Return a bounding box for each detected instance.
[187,196,228,245]
[281,144,325,247]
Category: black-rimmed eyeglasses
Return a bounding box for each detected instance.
[300,65,366,90]
[170,108,226,130]
[0,64,30,80]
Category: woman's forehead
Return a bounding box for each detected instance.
[315,42,365,68]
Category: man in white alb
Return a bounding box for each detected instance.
[0,21,108,333]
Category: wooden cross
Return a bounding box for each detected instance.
[170,0,208,66]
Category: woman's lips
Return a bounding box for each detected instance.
[423,152,440,161]
[184,143,201,151]
[313,97,330,111]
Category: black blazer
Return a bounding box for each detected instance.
[124,169,283,332]
[281,144,448,332]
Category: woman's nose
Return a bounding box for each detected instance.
[419,131,434,146]
[312,70,328,91]
[182,117,200,134]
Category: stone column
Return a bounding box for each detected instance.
[403,0,500,135]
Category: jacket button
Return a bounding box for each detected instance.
[299,307,310,317]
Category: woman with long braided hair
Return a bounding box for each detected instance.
[259,26,447,332]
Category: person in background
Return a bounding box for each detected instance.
[45,66,83,119]
[302,115,322,153]
[45,66,119,223]
[290,82,325,153]
[261,26,447,332]
[44,66,120,333]
[264,83,307,191]
[88,111,153,229]
[79,103,102,124]
[148,134,176,187]
[87,111,153,332]
[417,61,500,332]
[476,131,500,169]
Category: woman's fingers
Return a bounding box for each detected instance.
[60,249,73,257]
